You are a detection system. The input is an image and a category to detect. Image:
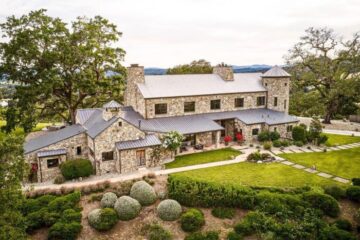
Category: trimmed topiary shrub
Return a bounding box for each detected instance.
[157,199,182,221]
[130,180,157,206]
[227,231,243,240]
[185,231,219,240]
[114,196,141,221]
[302,192,340,217]
[270,131,280,141]
[333,219,352,232]
[211,207,235,219]
[323,185,346,200]
[88,208,118,231]
[180,208,205,232]
[141,223,172,240]
[273,140,282,148]
[292,126,307,143]
[60,159,93,180]
[100,192,117,208]
[346,186,360,202]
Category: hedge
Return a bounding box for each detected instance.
[60,159,93,180]
[346,186,360,202]
[302,192,340,217]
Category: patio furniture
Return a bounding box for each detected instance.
[194,144,204,150]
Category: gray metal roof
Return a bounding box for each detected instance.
[37,149,67,158]
[24,124,86,154]
[116,134,161,150]
[138,73,266,99]
[76,109,100,125]
[103,100,122,108]
[262,66,290,77]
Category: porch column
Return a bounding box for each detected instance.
[215,130,221,148]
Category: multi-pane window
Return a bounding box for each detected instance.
[47,158,59,168]
[234,98,244,108]
[287,125,293,132]
[184,101,195,112]
[102,151,114,161]
[252,128,259,135]
[76,146,82,155]
[257,96,266,106]
[210,99,221,110]
[155,103,167,115]
[274,97,278,107]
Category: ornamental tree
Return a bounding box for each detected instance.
[162,131,184,157]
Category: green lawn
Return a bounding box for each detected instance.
[0,120,52,138]
[279,147,360,179]
[324,133,360,146]
[172,162,342,188]
[165,148,241,169]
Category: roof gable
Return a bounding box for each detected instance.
[262,66,290,77]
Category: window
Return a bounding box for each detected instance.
[210,99,221,110]
[118,121,122,127]
[234,98,244,108]
[252,128,259,136]
[285,83,288,86]
[184,101,195,112]
[284,100,287,110]
[155,103,167,115]
[47,158,59,168]
[287,125,293,132]
[274,97,278,107]
[102,151,114,161]
[76,146,82,155]
[274,127,277,132]
[265,83,268,87]
[257,96,266,106]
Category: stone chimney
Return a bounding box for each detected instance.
[213,65,234,81]
[124,64,145,108]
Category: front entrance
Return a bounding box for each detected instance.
[136,150,146,166]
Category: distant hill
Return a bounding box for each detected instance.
[144,64,272,75]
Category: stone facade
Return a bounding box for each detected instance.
[196,132,213,146]
[235,119,263,143]
[213,66,234,81]
[124,64,145,116]
[266,123,294,139]
[145,92,267,119]
[262,77,290,113]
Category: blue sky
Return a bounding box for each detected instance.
[1,0,360,67]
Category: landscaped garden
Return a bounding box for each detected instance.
[324,133,360,146]
[279,147,360,180]
[165,148,241,169]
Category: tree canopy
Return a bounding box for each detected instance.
[166,59,213,74]
[0,9,126,131]
[286,27,360,123]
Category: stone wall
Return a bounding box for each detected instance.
[235,120,263,143]
[213,66,234,81]
[118,147,154,173]
[124,65,145,115]
[266,123,296,139]
[262,77,290,113]
[145,92,267,118]
[196,132,213,146]
[38,155,67,182]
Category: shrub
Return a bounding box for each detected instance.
[273,140,282,147]
[246,151,262,161]
[346,186,360,202]
[185,231,219,240]
[263,141,272,150]
[292,126,307,143]
[258,131,271,142]
[211,207,235,219]
[141,223,172,240]
[352,178,360,186]
[60,159,93,180]
[100,192,118,208]
[47,191,81,213]
[234,211,277,236]
[114,196,141,221]
[333,219,352,232]
[157,199,182,221]
[88,208,118,231]
[302,192,340,217]
[130,180,157,206]
[48,221,82,240]
[318,134,328,145]
[227,231,243,240]
[61,209,82,223]
[281,140,291,147]
[270,131,280,141]
[319,226,356,240]
[54,175,65,184]
[180,208,205,232]
[323,185,346,200]
[294,141,304,147]
[354,208,360,225]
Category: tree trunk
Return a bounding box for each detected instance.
[322,113,332,124]
[69,108,76,125]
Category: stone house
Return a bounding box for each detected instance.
[24,64,298,182]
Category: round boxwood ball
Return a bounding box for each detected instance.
[157,199,182,221]
[130,181,157,206]
[100,192,117,208]
[114,196,141,221]
[88,208,118,231]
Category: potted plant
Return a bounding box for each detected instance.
[235,133,244,145]
[224,135,232,146]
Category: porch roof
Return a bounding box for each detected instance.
[37,149,67,158]
[116,134,161,150]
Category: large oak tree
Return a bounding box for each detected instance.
[0,9,126,131]
[286,27,360,123]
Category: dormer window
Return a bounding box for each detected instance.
[118,121,122,127]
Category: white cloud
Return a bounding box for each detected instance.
[1,0,360,67]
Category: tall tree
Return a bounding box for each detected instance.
[0,9,126,130]
[286,27,360,123]
[167,59,213,74]
[0,133,27,239]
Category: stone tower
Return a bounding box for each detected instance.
[261,66,291,113]
[124,64,145,114]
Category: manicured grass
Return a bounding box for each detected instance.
[279,147,360,179]
[172,162,342,188]
[324,133,360,146]
[0,120,52,138]
[165,148,241,169]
